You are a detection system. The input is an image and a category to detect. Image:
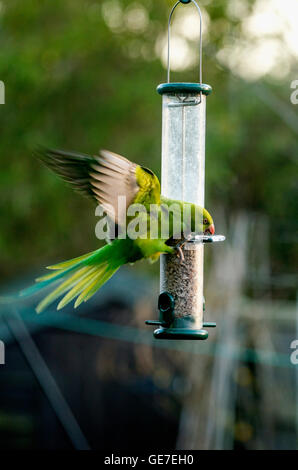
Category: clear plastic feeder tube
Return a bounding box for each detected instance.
[161,93,206,206]
[160,90,207,327]
[145,1,224,339]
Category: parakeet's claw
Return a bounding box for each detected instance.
[176,246,185,264]
[174,234,193,264]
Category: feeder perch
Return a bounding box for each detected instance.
[146,0,225,340]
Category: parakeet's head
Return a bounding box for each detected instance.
[202,208,215,235]
[187,204,215,236]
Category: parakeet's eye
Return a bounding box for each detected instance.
[203,218,208,225]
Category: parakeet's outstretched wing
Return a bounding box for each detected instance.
[37,148,161,224]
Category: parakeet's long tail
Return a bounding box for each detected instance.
[4,242,123,313]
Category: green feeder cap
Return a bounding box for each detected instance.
[157,82,212,96]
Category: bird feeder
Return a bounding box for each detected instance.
[146,0,225,340]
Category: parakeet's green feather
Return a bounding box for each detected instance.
[35,266,91,313]
[74,270,107,308]
[77,266,118,306]
[134,165,161,208]
[34,243,123,312]
[56,266,106,310]
[20,265,78,296]
[46,251,95,270]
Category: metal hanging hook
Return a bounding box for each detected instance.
[167,0,203,84]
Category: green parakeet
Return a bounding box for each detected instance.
[16,149,215,313]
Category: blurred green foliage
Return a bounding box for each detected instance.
[0,0,297,294]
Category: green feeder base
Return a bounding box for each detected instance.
[154,326,208,340]
[145,293,216,341]
[154,315,208,340]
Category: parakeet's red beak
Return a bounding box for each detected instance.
[204,223,215,235]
